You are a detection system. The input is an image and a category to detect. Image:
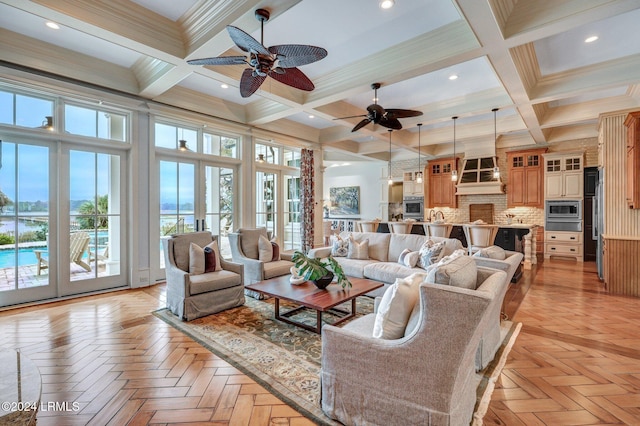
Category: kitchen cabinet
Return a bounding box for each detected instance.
[624,111,640,209]
[543,152,584,199]
[427,157,457,208]
[544,230,582,261]
[507,148,546,208]
[402,170,424,196]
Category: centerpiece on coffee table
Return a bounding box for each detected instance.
[292,251,352,290]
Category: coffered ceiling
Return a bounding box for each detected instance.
[1,0,640,162]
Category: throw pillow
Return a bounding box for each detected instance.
[398,248,419,268]
[204,247,217,273]
[347,237,369,260]
[258,234,276,262]
[189,242,205,275]
[418,240,445,269]
[373,277,420,339]
[270,241,280,261]
[206,240,223,272]
[474,245,506,260]
[331,236,349,257]
[428,255,477,289]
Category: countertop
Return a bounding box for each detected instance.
[380,221,539,229]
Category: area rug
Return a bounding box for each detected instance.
[154,297,520,425]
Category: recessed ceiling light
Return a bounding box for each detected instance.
[585,35,598,43]
[449,74,458,80]
[46,22,60,30]
[220,84,228,89]
[308,114,315,119]
[379,0,395,9]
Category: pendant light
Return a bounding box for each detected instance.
[492,108,500,179]
[415,123,423,184]
[178,140,189,151]
[256,153,266,163]
[451,116,458,182]
[387,129,393,185]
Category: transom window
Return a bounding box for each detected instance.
[255,143,280,164]
[155,123,197,150]
[0,90,54,129]
[65,104,127,142]
[204,132,239,158]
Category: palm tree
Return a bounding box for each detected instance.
[0,190,12,213]
[77,195,109,229]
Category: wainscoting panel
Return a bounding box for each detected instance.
[603,236,640,296]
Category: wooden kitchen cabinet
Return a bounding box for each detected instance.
[427,157,457,208]
[507,148,546,208]
[624,111,640,209]
[543,152,584,199]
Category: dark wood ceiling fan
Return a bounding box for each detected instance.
[187,9,327,98]
[335,83,423,131]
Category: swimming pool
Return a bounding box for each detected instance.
[0,247,44,268]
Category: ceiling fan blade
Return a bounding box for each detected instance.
[269,67,315,91]
[227,25,269,55]
[352,118,372,132]
[333,114,367,120]
[187,56,247,66]
[378,117,403,130]
[385,108,423,119]
[269,44,328,68]
[240,68,266,97]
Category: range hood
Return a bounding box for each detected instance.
[455,155,504,196]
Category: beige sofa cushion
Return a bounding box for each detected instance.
[335,257,377,278]
[350,232,391,261]
[364,262,423,284]
[238,227,268,259]
[189,270,242,295]
[263,259,294,279]
[388,233,429,262]
[428,255,478,289]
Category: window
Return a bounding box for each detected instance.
[0,90,54,128]
[255,143,280,164]
[203,133,239,158]
[65,104,127,141]
[284,148,301,167]
[155,123,197,150]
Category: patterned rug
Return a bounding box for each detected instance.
[154,296,520,425]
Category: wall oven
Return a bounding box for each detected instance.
[545,199,582,232]
[403,196,424,220]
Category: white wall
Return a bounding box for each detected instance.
[323,162,385,220]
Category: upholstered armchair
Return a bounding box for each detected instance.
[321,282,491,425]
[163,232,245,321]
[228,227,294,298]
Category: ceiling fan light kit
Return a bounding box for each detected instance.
[188,9,327,98]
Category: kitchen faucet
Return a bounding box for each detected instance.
[427,209,436,222]
[435,210,445,221]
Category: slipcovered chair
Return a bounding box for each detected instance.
[163,232,245,321]
[423,222,453,238]
[228,227,294,299]
[463,224,499,255]
[321,281,491,425]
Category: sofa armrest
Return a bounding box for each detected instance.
[221,259,244,282]
[308,246,331,258]
[280,250,294,261]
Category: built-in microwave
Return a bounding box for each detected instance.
[403,196,424,219]
[545,199,582,231]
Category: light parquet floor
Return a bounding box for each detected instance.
[2,258,640,425]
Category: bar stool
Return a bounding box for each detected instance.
[358,220,380,232]
[423,223,453,238]
[462,224,499,255]
[389,222,412,234]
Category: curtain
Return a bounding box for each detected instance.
[300,149,314,253]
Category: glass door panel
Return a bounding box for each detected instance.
[0,141,55,307]
[283,175,301,251]
[159,160,195,268]
[204,166,234,259]
[256,172,277,237]
[68,150,124,288]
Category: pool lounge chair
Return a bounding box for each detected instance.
[34,231,92,275]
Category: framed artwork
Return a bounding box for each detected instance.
[329,186,360,217]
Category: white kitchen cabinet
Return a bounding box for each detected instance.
[402,170,424,196]
[544,230,583,261]
[543,153,584,199]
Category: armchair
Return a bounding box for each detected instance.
[228,227,294,299]
[163,232,245,321]
[321,282,491,425]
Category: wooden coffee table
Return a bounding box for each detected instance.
[245,275,383,334]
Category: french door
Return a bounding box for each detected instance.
[0,140,127,307]
[255,170,301,251]
[156,157,235,275]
